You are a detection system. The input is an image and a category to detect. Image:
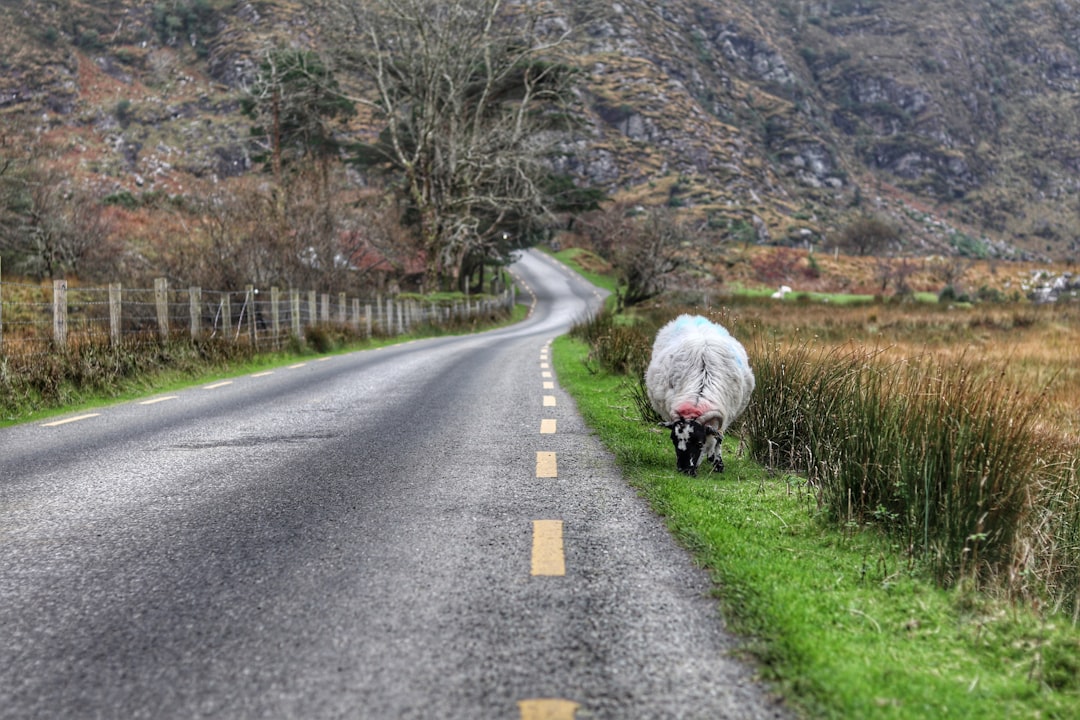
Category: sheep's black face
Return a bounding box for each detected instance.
[667,419,708,476]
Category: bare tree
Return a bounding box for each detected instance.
[581,204,685,308]
[927,255,972,297]
[873,256,920,297]
[320,0,579,291]
[0,157,114,280]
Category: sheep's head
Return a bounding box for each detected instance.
[662,419,720,476]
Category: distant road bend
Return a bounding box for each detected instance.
[0,249,788,719]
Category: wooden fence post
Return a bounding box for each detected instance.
[0,256,4,353]
[321,292,329,324]
[220,293,232,338]
[154,278,169,339]
[307,290,317,327]
[365,303,372,337]
[109,283,122,346]
[290,290,301,337]
[339,293,347,325]
[351,297,360,331]
[246,285,257,346]
[52,279,68,348]
[270,287,280,345]
[189,286,201,339]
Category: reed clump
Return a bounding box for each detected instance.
[741,340,1073,600]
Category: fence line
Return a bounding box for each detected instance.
[0,265,517,360]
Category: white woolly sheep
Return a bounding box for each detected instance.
[645,314,755,476]
[771,285,792,299]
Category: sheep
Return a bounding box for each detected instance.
[771,285,792,299]
[644,314,755,476]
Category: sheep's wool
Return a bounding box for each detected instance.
[645,314,755,432]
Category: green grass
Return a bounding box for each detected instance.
[552,334,1080,719]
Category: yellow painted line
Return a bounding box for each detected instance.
[203,381,233,390]
[542,371,552,378]
[530,520,565,576]
[139,396,178,405]
[288,363,307,369]
[540,419,557,434]
[543,395,557,407]
[536,451,557,478]
[41,413,101,427]
[540,362,550,369]
[251,371,274,378]
[518,698,579,720]
[543,381,555,390]
[317,356,333,361]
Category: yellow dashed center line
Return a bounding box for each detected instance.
[540,419,557,434]
[139,396,178,405]
[543,381,554,390]
[203,381,233,390]
[530,520,566,576]
[543,395,556,407]
[288,363,307,369]
[41,414,101,427]
[542,371,552,378]
[251,371,274,378]
[540,362,550,369]
[518,698,579,720]
[536,451,557,477]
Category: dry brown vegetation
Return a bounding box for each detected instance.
[719,296,1080,445]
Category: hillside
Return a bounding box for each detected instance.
[2,0,1080,282]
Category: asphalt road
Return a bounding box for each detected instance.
[0,250,788,719]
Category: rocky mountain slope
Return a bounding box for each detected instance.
[3,0,1080,263]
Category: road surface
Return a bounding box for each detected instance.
[0,250,788,719]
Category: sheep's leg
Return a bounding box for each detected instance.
[705,432,724,473]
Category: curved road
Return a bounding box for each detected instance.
[0,250,787,719]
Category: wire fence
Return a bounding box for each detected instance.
[0,270,517,360]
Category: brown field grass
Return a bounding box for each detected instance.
[720,297,1080,445]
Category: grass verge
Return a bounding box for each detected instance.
[1,302,529,428]
[553,334,1080,719]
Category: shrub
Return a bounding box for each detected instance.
[304,324,335,353]
[569,311,651,376]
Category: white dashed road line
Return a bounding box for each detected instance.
[139,396,178,405]
[40,414,101,427]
